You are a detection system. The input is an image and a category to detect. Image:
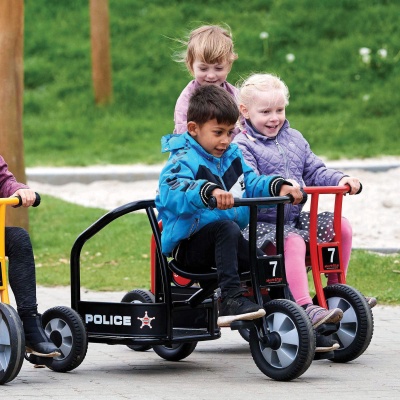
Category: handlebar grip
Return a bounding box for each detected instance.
[286,189,307,205]
[208,196,217,210]
[356,182,363,195]
[14,192,41,208]
[300,189,308,204]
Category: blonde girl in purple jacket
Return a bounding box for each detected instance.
[233,73,377,331]
[172,24,241,135]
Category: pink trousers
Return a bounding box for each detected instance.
[265,217,352,306]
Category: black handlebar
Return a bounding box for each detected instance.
[208,189,307,210]
[15,192,41,208]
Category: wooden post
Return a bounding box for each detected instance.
[0,0,29,230]
[90,0,113,105]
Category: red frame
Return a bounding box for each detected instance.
[305,186,349,309]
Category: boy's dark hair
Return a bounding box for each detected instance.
[187,85,239,126]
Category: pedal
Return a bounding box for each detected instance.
[316,323,339,336]
[230,320,254,331]
[313,350,334,360]
[25,353,54,367]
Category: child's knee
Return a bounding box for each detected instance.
[285,234,306,252]
[218,220,241,238]
[341,217,353,240]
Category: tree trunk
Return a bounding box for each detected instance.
[0,0,28,230]
[90,0,113,105]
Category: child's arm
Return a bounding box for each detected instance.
[11,188,37,207]
[158,158,221,215]
[338,176,361,195]
[0,155,29,198]
[173,83,194,134]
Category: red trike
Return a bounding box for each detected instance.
[145,185,373,364]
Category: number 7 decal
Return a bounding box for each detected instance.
[327,247,336,264]
[269,260,277,277]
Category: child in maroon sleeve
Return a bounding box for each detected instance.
[1,155,60,357]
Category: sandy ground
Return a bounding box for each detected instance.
[28,160,400,251]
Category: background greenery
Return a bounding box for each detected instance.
[20,0,400,303]
[24,0,400,166]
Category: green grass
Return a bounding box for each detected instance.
[308,251,400,305]
[29,196,400,304]
[22,0,400,166]
[30,195,152,291]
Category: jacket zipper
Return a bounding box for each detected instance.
[216,159,238,220]
[274,138,291,223]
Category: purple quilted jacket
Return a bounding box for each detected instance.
[233,120,345,225]
[0,155,28,197]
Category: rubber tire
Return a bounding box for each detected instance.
[152,341,198,361]
[0,303,25,385]
[249,299,315,381]
[121,289,155,352]
[318,284,374,363]
[41,306,88,372]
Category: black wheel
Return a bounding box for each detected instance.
[0,303,25,385]
[152,342,198,361]
[41,306,88,372]
[320,284,374,363]
[249,299,315,381]
[121,289,155,352]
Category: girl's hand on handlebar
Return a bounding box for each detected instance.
[11,189,37,207]
[338,176,361,195]
[210,188,234,210]
[279,185,304,205]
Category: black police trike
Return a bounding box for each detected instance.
[64,194,316,381]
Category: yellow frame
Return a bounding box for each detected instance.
[0,197,20,304]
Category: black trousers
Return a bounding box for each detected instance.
[5,227,38,316]
[174,220,263,295]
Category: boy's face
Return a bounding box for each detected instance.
[188,119,235,157]
[240,91,286,138]
[192,60,231,87]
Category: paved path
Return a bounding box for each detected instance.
[3,287,400,399]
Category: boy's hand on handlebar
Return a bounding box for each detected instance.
[285,178,300,188]
[339,177,361,195]
[279,185,304,205]
[11,189,37,207]
[210,188,234,210]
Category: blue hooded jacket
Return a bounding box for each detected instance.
[155,132,285,256]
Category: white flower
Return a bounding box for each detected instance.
[362,94,370,101]
[361,54,371,64]
[259,31,269,40]
[286,53,295,63]
[377,48,387,58]
[359,47,371,56]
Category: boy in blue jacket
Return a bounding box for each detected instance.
[155,85,303,327]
